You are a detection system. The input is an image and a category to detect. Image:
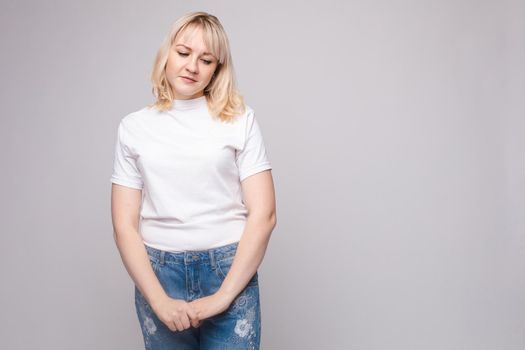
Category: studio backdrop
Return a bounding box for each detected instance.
[1,1,524,349]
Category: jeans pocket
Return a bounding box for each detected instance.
[216,256,259,287]
[148,254,159,273]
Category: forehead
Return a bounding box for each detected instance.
[174,25,212,55]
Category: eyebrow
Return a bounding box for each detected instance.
[176,44,214,57]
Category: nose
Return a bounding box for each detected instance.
[185,57,199,75]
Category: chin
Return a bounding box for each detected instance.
[175,91,202,99]
[173,86,198,97]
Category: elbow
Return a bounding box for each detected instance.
[248,210,276,230]
[112,224,135,244]
[269,211,277,229]
[112,229,122,245]
[263,211,277,231]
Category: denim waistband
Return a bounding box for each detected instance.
[144,241,239,266]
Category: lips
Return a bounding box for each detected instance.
[181,76,197,82]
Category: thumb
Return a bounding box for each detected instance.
[186,304,200,326]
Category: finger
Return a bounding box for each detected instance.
[180,312,191,330]
[159,315,177,332]
[186,304,199,321]
[189,316,200,328]
[173,317,184,332]
[165,320,177,332]
[188,312,200,328]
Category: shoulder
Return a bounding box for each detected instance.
[121,106,158,125]
[230,104,255,127]
[116,106,162,144]
[118,106,162,132]
[242,104,254,119]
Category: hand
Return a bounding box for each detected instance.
[152,296,202,332]
[188,292,232,321]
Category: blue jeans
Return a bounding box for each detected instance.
[134,241,261,349]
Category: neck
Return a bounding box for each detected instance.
[170,95,208,111]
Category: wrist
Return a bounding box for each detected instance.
[149,292,169,311]
[216,287,237,305]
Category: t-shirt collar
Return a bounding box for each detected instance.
[169,95,208,111]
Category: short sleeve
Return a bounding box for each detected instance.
[110,121,144,189]
[235,109,272,182]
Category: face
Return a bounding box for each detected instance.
[165,25,219,100]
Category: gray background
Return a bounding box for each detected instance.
[1,0,524,349]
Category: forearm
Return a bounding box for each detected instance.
[113,228,168,310]
[217,213,276,303]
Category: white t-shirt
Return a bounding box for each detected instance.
[110,95,272,252]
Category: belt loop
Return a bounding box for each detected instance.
[159,250,165,266]
[209,249,216,268]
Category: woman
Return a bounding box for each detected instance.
[110,11,276,350]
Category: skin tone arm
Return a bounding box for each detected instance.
[111,184,200,331]
[188,169,277,320]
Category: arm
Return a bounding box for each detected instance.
[188,169,276,319]
[111,183,200,330]
[110,183,168,310]
[217,169,277,303]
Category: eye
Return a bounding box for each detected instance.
[177,52,189,57]
[202,59,212,65]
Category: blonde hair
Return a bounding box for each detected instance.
[147,12,246,123]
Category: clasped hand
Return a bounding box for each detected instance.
[152,292,231,332]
